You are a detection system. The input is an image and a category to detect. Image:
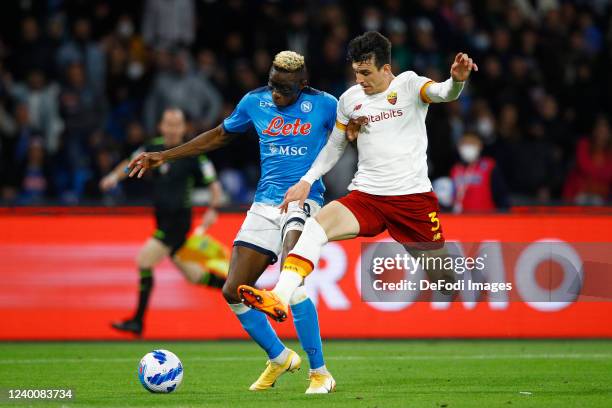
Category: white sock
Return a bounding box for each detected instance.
[227,302,250,315]
[291,218,328,263]
[274,218,328,304]
[309,365,329,375]
[273,272,303,305]
[289,286,309,306]
[270,347,290,364]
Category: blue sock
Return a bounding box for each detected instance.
[236,308,285,359]
[291,298,324,369]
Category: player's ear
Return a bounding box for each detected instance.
[299,78,307,89]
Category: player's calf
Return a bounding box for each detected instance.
[222,280,242,304]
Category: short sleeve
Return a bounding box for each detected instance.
[404,72,434,104]
[222,94,253,133]
[198,155,217,185]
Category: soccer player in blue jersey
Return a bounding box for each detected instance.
[127,51,337,393]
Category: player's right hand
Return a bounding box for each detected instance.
[346,116,368,142]
[278,180,311,213]
[127,152,165,178]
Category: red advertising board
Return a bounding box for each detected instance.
[1,211,611,339]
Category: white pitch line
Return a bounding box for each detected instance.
[0,353,611,365]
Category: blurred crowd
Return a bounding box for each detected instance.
[0,0,610,207]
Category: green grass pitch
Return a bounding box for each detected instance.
[1,340,611,407]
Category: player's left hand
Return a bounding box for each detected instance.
[450,53,478,82]
[346,116,368,142]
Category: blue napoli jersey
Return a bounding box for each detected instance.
[222,87,337,205]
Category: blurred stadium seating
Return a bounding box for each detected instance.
[0,0,610,207]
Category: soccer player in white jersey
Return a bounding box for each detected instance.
[238,31,477,336]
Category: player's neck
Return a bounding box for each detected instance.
[371,74,395,95]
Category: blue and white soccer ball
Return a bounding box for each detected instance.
[138,349,184,393]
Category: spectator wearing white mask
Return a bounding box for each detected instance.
[450,132,510,213]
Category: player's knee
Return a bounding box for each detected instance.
[314,202,357,240]
[303,217,330,244]
[222,281,240,303]
[136,251,153,269]
[136,254,146,269]
[312,214,329,233]
[173,258,201,284]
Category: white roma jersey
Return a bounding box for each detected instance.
[337,71,434,195]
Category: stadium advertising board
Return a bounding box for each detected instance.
[1,211,611,339]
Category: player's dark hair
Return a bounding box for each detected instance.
[347,31,392,69]
[160,107,187,122]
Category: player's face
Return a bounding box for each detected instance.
[268,68,305,107]
[352,58,392,95]
[160,111,186,147]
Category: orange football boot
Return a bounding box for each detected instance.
[238,285,288,322]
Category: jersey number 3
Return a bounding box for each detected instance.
[428,211,440,232]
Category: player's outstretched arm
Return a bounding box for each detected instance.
[278,125,349,212]
[100,159,130,191]
[197,180,223,234]
[127,125,232,178]
[423,53,478,104]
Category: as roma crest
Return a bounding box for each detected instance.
[387,91,397,105]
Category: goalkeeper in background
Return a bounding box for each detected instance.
[100,108,227,336]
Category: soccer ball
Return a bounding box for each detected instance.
[138,349,184,393]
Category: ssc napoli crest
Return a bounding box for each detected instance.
[300,101,313,113]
